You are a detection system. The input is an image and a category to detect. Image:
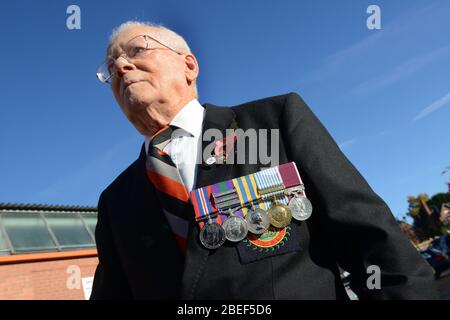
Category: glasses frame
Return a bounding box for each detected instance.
[96,34,183,84]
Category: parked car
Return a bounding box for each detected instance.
[420,248,450,279]
[431,235,450,254]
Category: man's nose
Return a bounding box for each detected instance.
[114,56,135,77]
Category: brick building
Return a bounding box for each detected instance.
[0,203,98,300]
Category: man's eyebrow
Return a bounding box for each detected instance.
[106,42,124,59]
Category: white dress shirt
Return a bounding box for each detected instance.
[145,99,205,193]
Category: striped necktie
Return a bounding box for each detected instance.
[145,125,191,255]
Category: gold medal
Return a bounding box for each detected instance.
[268,196,292,228]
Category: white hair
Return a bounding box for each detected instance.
[109,21,192,53]
[108,21,198,97]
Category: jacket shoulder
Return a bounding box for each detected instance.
[230,92,303,113]
[228,92,305,128]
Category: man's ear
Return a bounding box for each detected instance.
[185,53,199,84]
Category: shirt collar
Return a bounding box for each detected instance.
[169,98,204,138]
[144,99,205,153]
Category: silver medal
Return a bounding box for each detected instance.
[199,220,226,249]
[245,207,271,234]
[223,215,248,242]
[289,195,313,221]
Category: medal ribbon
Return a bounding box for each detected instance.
[190,162,307,233]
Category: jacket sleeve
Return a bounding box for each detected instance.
[281,92,438,299]
[90,191,133,299]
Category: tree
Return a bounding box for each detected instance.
[407,194,432,241]
[403,165,450,242]
[406,193,450,241]
[428,192,450,211]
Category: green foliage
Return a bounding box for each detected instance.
[406,192,450,241]
[429,193,450,208]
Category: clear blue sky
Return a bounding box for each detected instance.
[1,0,449,222]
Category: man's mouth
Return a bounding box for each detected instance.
[122,80,142,94]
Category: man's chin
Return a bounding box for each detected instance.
[123,88,155,107]
[123,94,148,110]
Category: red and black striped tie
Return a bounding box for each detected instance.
[145,125,191,255]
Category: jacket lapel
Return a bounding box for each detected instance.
[181,103,238,299]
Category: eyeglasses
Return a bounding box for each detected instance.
[96,34,183,84]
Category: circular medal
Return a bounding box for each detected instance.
[199,220,226,249]
[222,215,248,242]
[245,207,271,234]
[289,195,313,221]
[268,203,292,228]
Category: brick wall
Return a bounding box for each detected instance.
[0,256,98,300]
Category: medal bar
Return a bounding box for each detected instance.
[190,162,313,249]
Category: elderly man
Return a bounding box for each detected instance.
[90,21,438,300]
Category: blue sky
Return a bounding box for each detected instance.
[0,0,449,222]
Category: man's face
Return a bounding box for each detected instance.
[107,26,194,135]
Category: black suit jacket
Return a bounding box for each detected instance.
[90,92,438,300]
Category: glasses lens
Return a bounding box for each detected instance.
[124,35,148,58]
[96,59,113,83]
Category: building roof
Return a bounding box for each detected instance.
[0,203,97,256]
[0,202,97,213]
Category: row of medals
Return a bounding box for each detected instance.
[198,185,313,249]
